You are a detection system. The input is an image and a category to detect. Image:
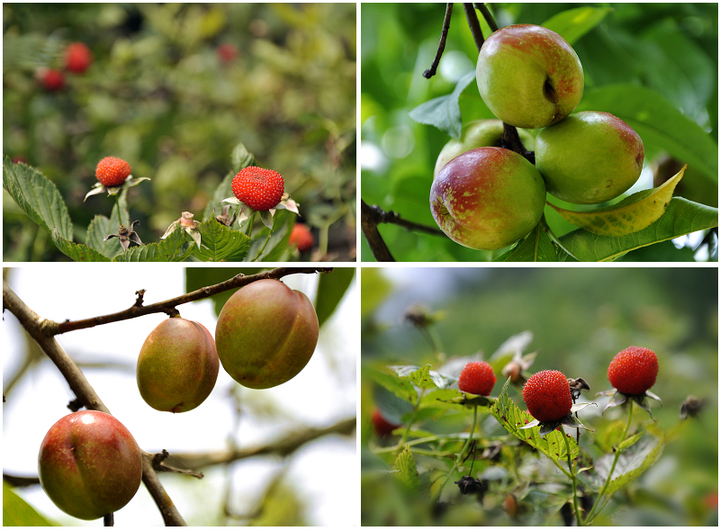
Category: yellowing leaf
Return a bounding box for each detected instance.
[548,165,687,237]
[393,446,420,490]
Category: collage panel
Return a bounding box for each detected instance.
[3,265,357,525]
[360,3,717,262]
[4,3,356,263]
[361,266,718,525]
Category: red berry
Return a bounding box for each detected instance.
[65,42,93,73]
[95,156,132,187]
[289,224,314,253]
[608,346,658,395]
[217,43,239,63]
[40,69,65,91]
[231,166,284,211]
[522,370,572,422]
[371,409,401,437]
[458,361,496,396]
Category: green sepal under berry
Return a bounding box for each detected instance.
[84,175,150,201]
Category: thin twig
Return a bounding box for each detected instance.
[463,3,484,51]
[423,3,454,79]
[475,3,498,32]
[501,123,534,163]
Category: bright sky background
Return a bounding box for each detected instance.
[3,265,358,526]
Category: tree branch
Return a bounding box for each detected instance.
[463,3,484,52]
[475,3,498,32]
[423,3,454,79]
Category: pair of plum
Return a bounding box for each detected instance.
[430,24,645,251]
[38,279,319,521]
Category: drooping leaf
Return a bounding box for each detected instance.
[393,446,421,490]
[542,6,613,45]
[548,165,686,237]
[51,229,111,262]
[3,481,55,526]
[191,219,251,262]
[489,378,579,469]
[495,222,560,261]
[389,364,455,389]
[408,71,476,139]
[315,268,355,328]
[558,197,718,261]
[3,156,73,241]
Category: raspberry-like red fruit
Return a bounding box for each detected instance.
[289,224,314,253]
[217,43,239,63]
[65,42,93,73]
[608,346,658,395]
[522,370,572,422]
[231,166,284,211]
[95,156,132,187]
[40,69,65,91]
[371,409,401,437]
[458,361,496,396]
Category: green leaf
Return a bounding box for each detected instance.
[549,165,686,237]
[315,268,355,328]
[363,365,417,404]
[577,85,719,182]
[230,142,256,174]
[408,71,476,139]
[489,378,579,469]
[558,197,718,261]
[85,215,123,258]
[203,171,235,222]
[494,222,560,261]
[360,269,394,318]
[51,229,112,262]
[3,481,55,526]
[542,7,613,45]
[389,364,455,389]
[3,156,73,241]
[112,226,195,262]
[594,425,664,499]
[393,446,420,490]
[191,219,251,262]
[185,268,259,316]
[245,209,294,262]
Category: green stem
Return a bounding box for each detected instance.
[244,210,255,236]
[252,230,273,261]
[563,429,582,525]
[586,400,634,523]
[115,195,123,227]
[432,404,478,503]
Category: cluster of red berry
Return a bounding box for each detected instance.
[39,42,93,92]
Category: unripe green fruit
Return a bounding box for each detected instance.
[477,24,584,129]
[38,411,142,520]
[434,119,535,177]
[137,317,219,413]
[430,147,546,250]
[215,279,319,389]
[535,111,645,204]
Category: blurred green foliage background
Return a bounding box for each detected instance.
[4,3,356,261]
[361,3,718,261]
[361,267,718,525]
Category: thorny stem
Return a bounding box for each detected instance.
[423,3,454,79]
[432,404,478,503]
[586,400,634,524]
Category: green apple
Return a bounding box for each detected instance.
[38,411,142,520]
[137,317,219,413]
[476,24,584,129]
[535,111,645,204]
[430,147,546,250]
[434,119,535,176]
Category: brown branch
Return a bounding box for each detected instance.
[475,3,498,32]
[463,3,484,52]
[360,200,395,262]
[45,267,331,335]
[501,123,534,163]
[423,3,454,79]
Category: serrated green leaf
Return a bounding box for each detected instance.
[489,378,579,469]
[558,197,718,261]
[3,156,73,241]
[542,7,612,45]
[191,219,251,262]
[363,365,417,404]
[393,446,420,490]
[3,481,55,526]
[390,364,454,389]
[315,268,355,328]
[617,431,643,451]
[549,165,686,237]
[85,215,123,257]
[112,226,194,262]
[51,229,112,262]
[203,171,236,222]
[408,71,476,139]
[495,221,560,261]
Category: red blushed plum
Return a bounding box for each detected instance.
[430,147,546,250]
[38,411,142,520]
[136,318,219,413]
[215,279,319,389]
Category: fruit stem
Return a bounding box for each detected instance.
[423,3,454,79]
[431,404,478,504]
[463,3,485,52]
[115,195,123,227]
[585,400,634,523]
[563,429,583,526]
[475,3,498,31]
[244,210,255,236]
[501,123,535,163]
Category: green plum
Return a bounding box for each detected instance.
[434,119,535,177]
[215,279,319,389]
[430,147,546,250]
[535,111,645,204]
[137,317,219,413]
[477,24,584,129]
[38,410,142,520]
